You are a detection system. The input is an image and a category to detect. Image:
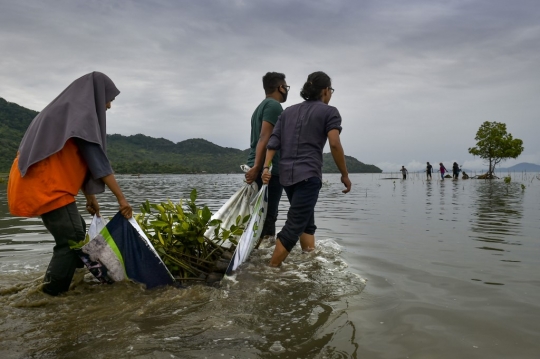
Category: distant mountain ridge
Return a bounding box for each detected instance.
[496,162,540,172]
[0,97,382,174]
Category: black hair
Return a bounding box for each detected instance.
[300,71,331,101]
[262,72,286,94]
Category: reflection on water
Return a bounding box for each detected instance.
[469,181,523,247]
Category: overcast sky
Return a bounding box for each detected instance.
[1,0,539,172]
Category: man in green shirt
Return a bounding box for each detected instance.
[245,72,289,240]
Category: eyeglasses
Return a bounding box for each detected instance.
[329,87,335,94]
[281,85,290,91]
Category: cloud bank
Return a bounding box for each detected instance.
[1,0,539,172]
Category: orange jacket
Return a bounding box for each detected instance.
[8,139,88,217]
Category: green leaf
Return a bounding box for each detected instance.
[150,220,169,228]
[158,232,165,246]
[144,200,151,213]
[172,226,183,235]
[202,206,212,223]
[232,229,244,236]
[150,203,164,212]
[208,219,221,227]
[190,188,197,202]
[68,240,82,250]
[176,204,184,216]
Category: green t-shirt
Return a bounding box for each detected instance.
[246,97,282,175]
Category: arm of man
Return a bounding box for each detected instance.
[328,129,351,193]
[245,121,275,184]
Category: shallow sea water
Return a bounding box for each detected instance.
[1,172,539,358]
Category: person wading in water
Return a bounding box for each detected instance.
[8,72,132,296]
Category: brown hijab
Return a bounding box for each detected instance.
[17,71,120,193]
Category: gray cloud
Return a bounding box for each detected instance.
[1,0,538,172]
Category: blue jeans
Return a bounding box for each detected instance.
[278,177,322,252]
[255,173,283,237]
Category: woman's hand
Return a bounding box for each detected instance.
[85,195,100,217]
[118,198,133,219]
[101,174,132,219]
[341,175,352,193]
[262,168,271,184]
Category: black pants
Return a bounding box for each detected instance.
[255,173,283,237]
[40,202,86,296]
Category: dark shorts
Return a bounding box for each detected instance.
[278,177,322,252]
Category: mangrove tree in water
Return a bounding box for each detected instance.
[468,121,523,178]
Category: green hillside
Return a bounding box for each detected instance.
[0,98,38,170]
[0,97,381,174]
[322,153,382,173]
[107,134,248,173]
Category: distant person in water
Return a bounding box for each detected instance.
[426,162,433,179]
[262,71,351,267]
[7,72,133,296]
[400,166,408,180]
[452,162,460,179]
[439,162,448,179]
[244,72,288,242]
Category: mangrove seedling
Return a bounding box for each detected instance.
[135,188,249,280]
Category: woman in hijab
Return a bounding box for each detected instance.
[7,72,132,296]
[261,71,352,267]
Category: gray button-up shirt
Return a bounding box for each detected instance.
[267,100,342,187]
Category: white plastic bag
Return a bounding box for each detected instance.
[87,215,108,240]
[204,166,258,248]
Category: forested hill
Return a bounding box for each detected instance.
[0,98,38,170]
[107,135,249,173]
[0,97,382,174]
